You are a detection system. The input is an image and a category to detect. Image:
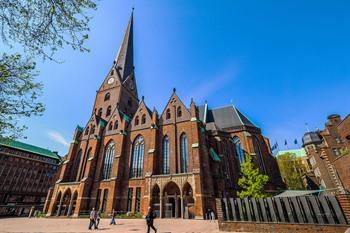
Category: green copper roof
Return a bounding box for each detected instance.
[0,139,61,160]
[276,148,306,158]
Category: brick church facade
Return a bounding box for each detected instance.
[45,12,284,218]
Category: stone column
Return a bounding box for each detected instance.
[67,195,75,216]
[160,192,163,218]
[180,194,184,219]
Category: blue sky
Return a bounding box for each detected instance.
[2,0,350,155]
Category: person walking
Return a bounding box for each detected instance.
[110,209,116,225]
[95,210,101,229]
[88,208,97,230]
[145,207,157,233]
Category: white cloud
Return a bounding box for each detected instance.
[47,131,69,147]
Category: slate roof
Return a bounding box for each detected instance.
[0,139,61,160]
[198,104,258,130]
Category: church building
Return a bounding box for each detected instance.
[45,12,284,218]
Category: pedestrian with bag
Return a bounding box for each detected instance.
[145,206,157,233]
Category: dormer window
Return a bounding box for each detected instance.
[141,114,146,124]
[166,109,171,120]
[177,106,182,118]
[98,108,103,117]
[114,121,119,130]
[135,116,140,126]
[106,106,112,117]
[104,93,110,101]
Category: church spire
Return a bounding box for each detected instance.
[114,11,134,81]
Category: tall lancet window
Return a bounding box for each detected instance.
[103,141,115,180]
[232,136,245,164]
[180,133,188,173]
[253,136,266,174]
[130,136,145,178]
[163,136,170,174]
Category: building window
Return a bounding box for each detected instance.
[90,125,95,134]
[101,189,109,212]
[104,92,110,101]
[103,141,115,180]
[310,156,316,167]
[85,127,89,135]
[232,136,245,164]
[177,106,182,117]
[314,167,321,177]
[127,188,133,212]
[79,147,91,180]
[106,106,112,117]
[166,109,171,119]
[114,121,118,130]
[333,148,340,156]
[98,108,103,117]
[130,136,145,178]
[180,133,188,173]
[72,149,82,181]
[108,122,113,131]
[163,136,170,174]
[253,136,266,173]
[95,189,101,210]
[135,116,139,126]
[141,114,146,124]
[135,187,141,212]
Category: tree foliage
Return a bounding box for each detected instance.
[237,155,269,198]
[276,152,307,190]
[0,53,44,139]
[0,0,97,60]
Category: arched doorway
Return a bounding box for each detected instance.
[163,182,181,218]
[183,183,195,219]
[69,191,78,216]
[53,191,62,216]
[151,185,160,217]
[60,189,71,216]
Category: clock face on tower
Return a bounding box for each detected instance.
[107,77,115,85]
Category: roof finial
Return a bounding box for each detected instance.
[173,87,176,93]
[141,95,144,101]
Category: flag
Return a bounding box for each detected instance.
[294,139,298,145]
[284,140,288,146]
[271,142,278,151]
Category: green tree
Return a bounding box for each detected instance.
[276,152,306,190]
[0,53,44,139]
[237,155,269,198]
[0,0,97,139]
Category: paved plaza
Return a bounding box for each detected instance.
[0,218,235,233]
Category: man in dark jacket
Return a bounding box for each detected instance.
[145,207,157,233]
[88,208,97,230]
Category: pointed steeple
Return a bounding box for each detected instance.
[114,11,134,81]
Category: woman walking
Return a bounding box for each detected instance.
[145,207,157,233]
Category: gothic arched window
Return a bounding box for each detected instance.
[103,141,115,180]
[135,116,139,126]
[232,136,245,164]
[253,136,266,173]
[90,125,95,134]
[166,109,171,120]
[104,92,110,101]
[114,121,118,130]
[108,122,113,131]
[141,114,146,124]
[180,133,188,173]
[106,106,112,117]
[163,136,170,174]
[72,149,82,181]
[79,147,91,180]
[177,106,182,118]
[85,127,89,135]
[130,136,145,178]
[98,108,103,117]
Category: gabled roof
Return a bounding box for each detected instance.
[0,139,61,160]
[198,104,258,130]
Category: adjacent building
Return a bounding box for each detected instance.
[302,114,350,194]
[0,140,61,216]
[45,12,284,219]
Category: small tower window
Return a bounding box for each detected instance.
[166,109,171,120]
[85,127,90,135]
[106,106,112,117]
[177,106,182,118]
[141,114,146,124]
[98,108,103,117]
[104,93,110,101]
[135,116,140,126]
[114,121,119,130]
[90,125,95,134]
[108,122,113,131]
